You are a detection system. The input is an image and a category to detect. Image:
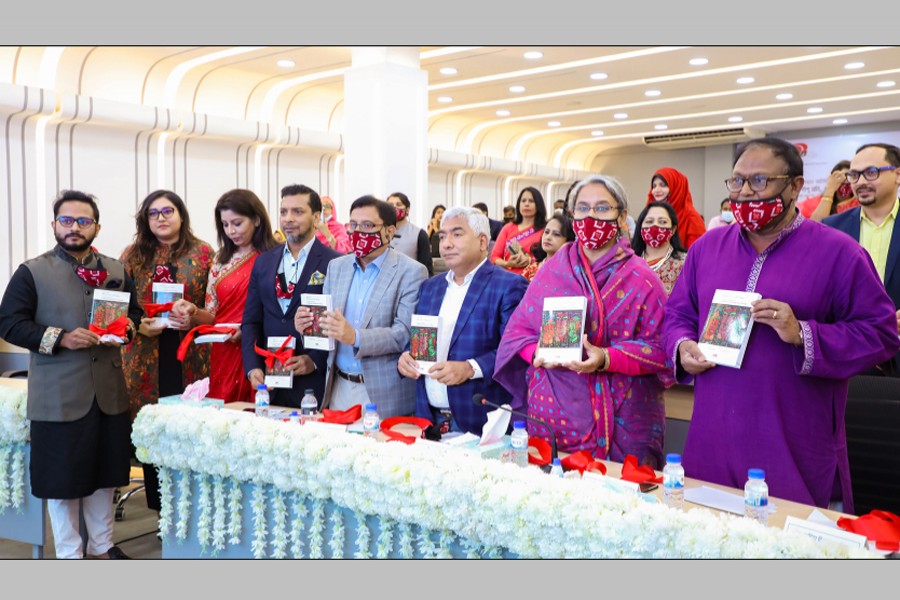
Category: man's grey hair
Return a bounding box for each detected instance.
[568,175,628,212]
[441,206,491,239]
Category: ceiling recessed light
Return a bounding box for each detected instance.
[776,93,794,101]
[509,85,526,93]
[436,96,453,104]
[689,57,709,66]
[591,130,604,137]
[654,124,668,131]
[877,80,896,88]
[833,118,848,125]
[736,76,755,85]
[548,120,561,127]
[439,67,458,76]
[645,90,662,97]
[524,51,543,60]
[613,113,628,120]
[844,62,865,70]
[496,109,511,117]
[807,107,824,114]
[590,72,608,81]
[728,116,743,123]
[276,59,295,68]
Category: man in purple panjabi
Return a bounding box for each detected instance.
[664,137,900,513]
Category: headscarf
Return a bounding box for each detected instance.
[646,167,706,248]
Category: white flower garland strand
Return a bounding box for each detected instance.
[131,405,876,559]
[157,467,173,539]
[355,510,371,558]
[271,488,288,559]
[212,476,226,554]
[196,472,212,551]
[417,526,437,559]
[328,509,344,558]
[251,484,268,559]
[175,470,191,541]
[227,478,242,545]
[461,538,481,559]
[376,517,394,558]
[290,492,307,558]
[437,530,454,559]
[0,445,11,510]
[9,444,24,509]
[0,386,30,511]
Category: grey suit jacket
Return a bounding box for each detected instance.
[322,248,427,417]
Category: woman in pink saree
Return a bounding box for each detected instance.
[495,175,675,468]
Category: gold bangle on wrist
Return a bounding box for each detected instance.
[821,196,833,203]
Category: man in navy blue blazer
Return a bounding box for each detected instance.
[399,206,528,435]
[824,142,900,376]
[242,185,342,407]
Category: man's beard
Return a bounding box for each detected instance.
[55,230,94,253]
[286,230,307,245]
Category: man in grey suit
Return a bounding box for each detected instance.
[0,190,142,559]
[295,195,427,417]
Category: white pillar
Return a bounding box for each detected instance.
[344,47,429,226]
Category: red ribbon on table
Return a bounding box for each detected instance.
[321,404,362,424]
[837,510,900,552]
[253,336,295,371]
[562,450,608,475]
[144,302,174,318]
[176,325,238,361]
[620,454,663,484]
[89,315,129,338]
[380,416,432,444]
[528,437,552,466]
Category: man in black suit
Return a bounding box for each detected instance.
[242,184,342,406]
[473,202,503,241]
[824,142,900,376]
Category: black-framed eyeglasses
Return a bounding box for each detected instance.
[148,206,176,220]
[56,216,97,228]
[845,166,897,183]
[346,221,384,233]
[724,175,792,193]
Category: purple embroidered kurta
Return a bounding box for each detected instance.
[664,214,900,513]
[495,239,674,469]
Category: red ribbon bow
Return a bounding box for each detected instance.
[379,416,432,444]
[144,302,174,318]
[75,266,108,288]
[562,450,608,475]
[176,325,238,361]
[321,404,362,424]
[88,315,130,338]
[837,510,900,552]
[253,336,295,371]
[620,454,663,484]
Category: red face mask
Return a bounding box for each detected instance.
[395,208,407,221]
[640,226,674,248]
[729,197,785,232]
[351,230,383,259]
[573,217,618,250]
[837,183,853,199]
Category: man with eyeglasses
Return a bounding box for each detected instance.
[0,190,143,559]
[295,195,428,418]
[824,143,900,376]
[664,138,899,514]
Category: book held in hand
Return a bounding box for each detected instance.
[149,282,184,328]
[697,289,762,368]
[300,293,334,351]
[265,336,296,389]
[91,289,131,344]
[194,324,240,343]
[536,296,588,364]
[410,314,441,375]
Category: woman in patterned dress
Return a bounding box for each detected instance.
[631,201,688,296]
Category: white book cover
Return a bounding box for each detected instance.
[300,293,334,351]
[697,289,762,368]
[264,336,296,389]
[536,296,588,364]
[150,282,184,328]
[194,323,240,344]
[410,314,441,375]
[90,289,131,344]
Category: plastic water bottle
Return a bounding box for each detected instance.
[362,403,380,437]
[662,453,685,510]
[549,458,564,478]
[289,410,300,424]
[510,421,529,468]
[300,389,318,423]
[744,468,769,526]
[254,384,270,418]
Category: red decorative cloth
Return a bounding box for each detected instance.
[620,454,663,484]
[144,302,174,318]
[837,510,900,552]
[176,325,238,361]
[528,437,552,466]
[321,404,362,424]
[253,336,295,371]
[89,315,129,338]
[152,264,175,283]
[380,416,432,444]
[75,266,108,287]
[562,450,607,475]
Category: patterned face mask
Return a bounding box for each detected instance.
[395,208,407,222]
[351,230,383,259]
[729,196,785,232]
[640,226,674,248]
[572,217,618,250]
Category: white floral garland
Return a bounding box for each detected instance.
[250,485,267,559]
[212,476,226,554]
[132,404,876,559]
[290,492,307,558]
[0,384,28,512]
[158,467,174,538]
[271,488,288,559]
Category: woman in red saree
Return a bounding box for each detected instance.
[172,189,277,403]
[490,187,547,276]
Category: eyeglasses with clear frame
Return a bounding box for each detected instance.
[148,206,177,220]
[572,203,617,218]
[724,175,792,193]
[55,216,97,228]
[845,166,897,183]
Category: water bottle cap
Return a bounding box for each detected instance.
[666,453,682,464]
[290,411,298,416]
[552,458,562,467]
[365,403,377,411]
[305,389,314,395]
[748,468,765,479]
[256,384,267,391]
[513,421,526,429]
